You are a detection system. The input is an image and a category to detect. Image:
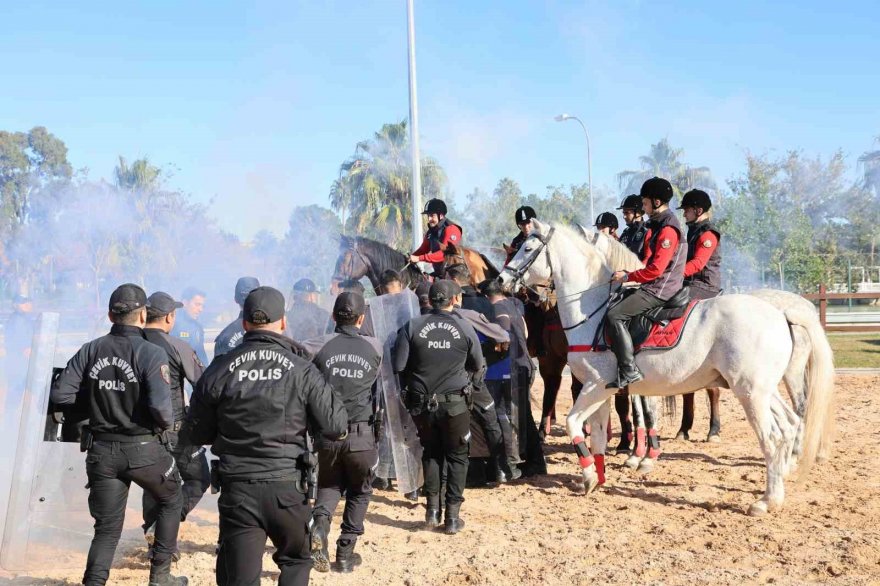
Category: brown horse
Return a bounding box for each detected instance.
[332,235,499,294]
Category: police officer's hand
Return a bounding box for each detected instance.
[409,255,420,264]
[611,270,628,284]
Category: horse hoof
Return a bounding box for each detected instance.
[748,501,769,517]
[624,455,640,469]
[637,458,655,474]
[583,473,601,495]
[707,434,721,444]
[674,431,689,441]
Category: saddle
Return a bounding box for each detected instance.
[629,286,691,347]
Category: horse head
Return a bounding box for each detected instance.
[499,219,555,294]
[332,235,370,284]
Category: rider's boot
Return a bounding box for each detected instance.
[605,322,643,389]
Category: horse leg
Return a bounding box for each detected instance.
[613,391,632,454]
[733,385,790,516]
[676,392,695,441]
[566,383,615,495]
[625,391,645,469]
[638,396,663,474]
[707,388,722,442]
[538,356,562,441]
[570,376,589,437]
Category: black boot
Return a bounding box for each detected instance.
[310,516,330,573]
[444,503,465,535]
[605,322,643,389]
[404,490,420,501]
[424,507,441,529]
[332,538,362,573]
[148,559,188,586]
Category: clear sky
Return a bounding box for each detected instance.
[2,1,877,239]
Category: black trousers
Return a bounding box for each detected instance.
[469,382,505,465]
[485,379,518,464]
[84,440,182,586]
[605,289,665,368]
[413,397,471,511]
[313,423,377,544]
[216,479,312,586]
[143,441,210,531]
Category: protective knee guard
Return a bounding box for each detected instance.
[647,428,661,459]
[634,428,647,458]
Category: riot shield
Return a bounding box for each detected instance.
[367,290,423,494]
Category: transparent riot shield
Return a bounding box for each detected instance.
[286,296,335,343]
[367,290,423,494]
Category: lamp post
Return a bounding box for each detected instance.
[406,0,423,251]
[555,113,593,223]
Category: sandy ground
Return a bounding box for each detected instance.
[2,374,879,586]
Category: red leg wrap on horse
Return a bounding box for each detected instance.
[635,428,647,458]
[595,454,606,485]
[572,437,594,469]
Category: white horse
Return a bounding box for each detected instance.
[590,232,835,464]
[500,221,835,516]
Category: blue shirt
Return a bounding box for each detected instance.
[171,311,208,365]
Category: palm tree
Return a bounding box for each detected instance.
[331,120,447,249]
[617,138,716,197]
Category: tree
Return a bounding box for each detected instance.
[856,136,880,263]
[0,126,72,233]
[280,205,343,292]
[617,138,715,197]
[331,120,447,249]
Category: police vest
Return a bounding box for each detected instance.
[685,220,722,293]
[642,209,686,301]
[620,221,648,258]
[426,219,463,273]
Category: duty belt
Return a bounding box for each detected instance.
[224,475,299,484]
[437,391,467,402]
[93,432,159,443]
[347,421,372,433]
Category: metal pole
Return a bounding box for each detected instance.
[406,0,423,251]
[572,117,594,223]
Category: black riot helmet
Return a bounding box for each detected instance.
[640,177,674,205]
[422,198,447,215]
[594,212,619,230]
[514,205,537,226]
[678,189,712,211]
[616,194,643,213]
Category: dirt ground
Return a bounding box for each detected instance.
[2,374,879,586]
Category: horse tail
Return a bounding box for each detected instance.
[785,304,836,476]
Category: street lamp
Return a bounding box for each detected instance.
[555,113,594,223]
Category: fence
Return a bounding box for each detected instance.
[802,284,880,332]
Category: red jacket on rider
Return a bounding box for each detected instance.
[412,221,463,265]
[627,225,680,284]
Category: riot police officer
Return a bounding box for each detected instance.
[50,284,186,586]
[303,292,383,574]
[213,277,260,357]
[594,212,620,239]
[608,177,687,388]
[183,286,348,586]
[409,198,464,276]
[141,292,209,546]
[617,194,648,257]
[394,280,484,534]
[171,287,208,365]
[286,278,332,342]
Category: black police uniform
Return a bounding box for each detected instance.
[286,302,332,342]
[183,329,348,586]
[308,325,382,570]
[620,220,648,258]
[393,308,484,526]
[213,311,247,357]
[142,327,209,532]
[50,324,182,586]
[171,311,208,365]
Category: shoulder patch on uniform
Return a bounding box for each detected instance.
[179,331,190,339]
[450,234,458,241]
[160,364,171,385]
[702,239,713,248]
[661,239,671,249]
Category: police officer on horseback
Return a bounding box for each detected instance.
[505,206,537,264]
[618,194,648,258]
[410,198,463,276]
[394,280,484,534]
[607,177,687,389]
[679,189,722,300]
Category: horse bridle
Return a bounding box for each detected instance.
[501,228,556,297]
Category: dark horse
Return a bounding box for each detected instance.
[333,235,500,293]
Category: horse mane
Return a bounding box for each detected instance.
[597,233,645,272]
[341,234,408,269]
[546,223,603,265]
